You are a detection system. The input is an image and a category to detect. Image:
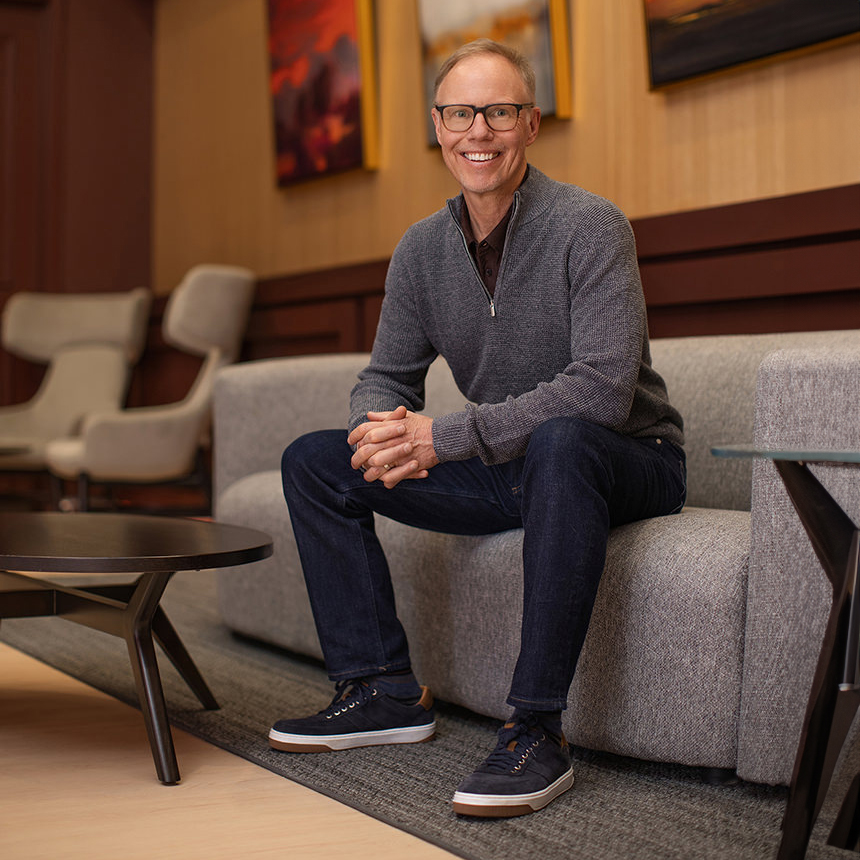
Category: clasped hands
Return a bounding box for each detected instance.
[349,405,438,488]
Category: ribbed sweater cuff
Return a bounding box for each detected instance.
[431,411,472,462]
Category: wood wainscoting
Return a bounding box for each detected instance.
[237,181,860,360]
[1,182,857,511]
[637,183,860,338]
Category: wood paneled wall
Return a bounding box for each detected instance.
[227,182,860,362]
[0,0,153,408]
[637,183,860,337]
[152,0,860,291]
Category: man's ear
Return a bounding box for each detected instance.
[525,106,541,146]
[431,108,444,145]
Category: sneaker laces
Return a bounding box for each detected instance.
[483,715,546,774]
[321,678,376,720]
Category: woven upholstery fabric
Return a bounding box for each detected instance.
[650,331,860,511]
[568,507,749,766]
[384,506,750,769]
[219,473,749,770]
[740,345,860,784]
[217,471,323,661]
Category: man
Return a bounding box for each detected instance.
[270,39,686,817]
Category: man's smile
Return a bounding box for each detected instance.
[462,152,500,162]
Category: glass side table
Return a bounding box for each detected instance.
[712,446,860,859]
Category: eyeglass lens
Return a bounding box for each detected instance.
[440,104,522,132]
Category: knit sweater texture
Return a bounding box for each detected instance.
[350,166,684,465]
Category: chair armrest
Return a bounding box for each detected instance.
[74,400,207,480]
[738,343,860,784]
[212,353,369,501]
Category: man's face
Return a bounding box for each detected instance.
[432,53,541,204]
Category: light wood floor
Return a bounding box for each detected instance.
[0,643,455,860]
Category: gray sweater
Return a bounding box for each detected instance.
[350,166,684,465]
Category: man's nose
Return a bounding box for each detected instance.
[468,111,493,137]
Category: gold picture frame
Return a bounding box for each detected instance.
[417,0,573,144]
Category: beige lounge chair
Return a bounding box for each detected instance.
[45,264,255,512]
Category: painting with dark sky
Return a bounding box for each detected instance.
[267,0,366,185]
[644,0,860,87]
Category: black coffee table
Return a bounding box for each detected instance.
[0,512,272,785]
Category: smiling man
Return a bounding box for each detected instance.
[270,39,686,818]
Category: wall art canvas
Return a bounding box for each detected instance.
[417,0,571,144]
[267,0,378,185]
[644,0,860,87]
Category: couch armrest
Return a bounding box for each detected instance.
[738,343,860,784]
[213,353,369,502]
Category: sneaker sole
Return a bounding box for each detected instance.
[452,767,574,817]
[268,721,436,752]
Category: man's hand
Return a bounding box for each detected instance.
[349,405,439,488]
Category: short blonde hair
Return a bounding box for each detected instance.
[433,39,536,102]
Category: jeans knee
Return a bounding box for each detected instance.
[528,417,606,464]
[281,429,344,491]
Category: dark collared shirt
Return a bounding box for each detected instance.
[459,203,513,297]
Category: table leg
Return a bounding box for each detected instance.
[79,580,219,710]
[829,770,860,849]
[152,607,219,710]
[123,570,180,785]
[773,461,860,859]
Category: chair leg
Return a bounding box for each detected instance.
[195,448,212,513]
[77,473,90,512]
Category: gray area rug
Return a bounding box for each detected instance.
[2,570,857,860]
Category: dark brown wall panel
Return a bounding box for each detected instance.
[635,183,860,338]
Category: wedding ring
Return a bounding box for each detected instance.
[383,464,391,470]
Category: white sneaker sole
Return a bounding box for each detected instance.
[268,721,436,752]
[452,767,574,817]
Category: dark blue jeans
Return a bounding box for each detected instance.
[281,417,686,712]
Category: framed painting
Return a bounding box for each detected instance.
[417,0,572,144]
[644,0,860,88]
[266,0,378,186]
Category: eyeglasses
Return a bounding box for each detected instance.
[434,103,535,132]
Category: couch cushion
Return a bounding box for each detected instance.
[217,474,750,770]
[570,506,749,766]
[382,505,750,769]
[651,331,860,512]
[216,470,325,661]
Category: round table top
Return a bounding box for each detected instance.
[0,512,273,574]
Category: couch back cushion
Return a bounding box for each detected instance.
[651,331,860,511]
[426,331,857,512]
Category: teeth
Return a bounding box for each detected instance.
[464,152,498,162]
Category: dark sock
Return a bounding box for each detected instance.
[512,708,563,739]
[369,669,422,703]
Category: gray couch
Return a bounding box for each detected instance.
[212,330,860,786]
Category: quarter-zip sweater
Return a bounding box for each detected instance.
[349,166,684,465]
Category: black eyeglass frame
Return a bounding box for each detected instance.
[434,102,536,132]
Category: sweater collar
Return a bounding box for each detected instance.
[447,164,558,228]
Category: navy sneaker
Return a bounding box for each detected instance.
[452,716,574,817]
[268,678,436,752]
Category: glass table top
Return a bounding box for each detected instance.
[711,445,860,464]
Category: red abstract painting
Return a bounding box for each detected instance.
[267,0,376,185]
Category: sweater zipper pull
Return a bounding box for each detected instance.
[489,297,496,317]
